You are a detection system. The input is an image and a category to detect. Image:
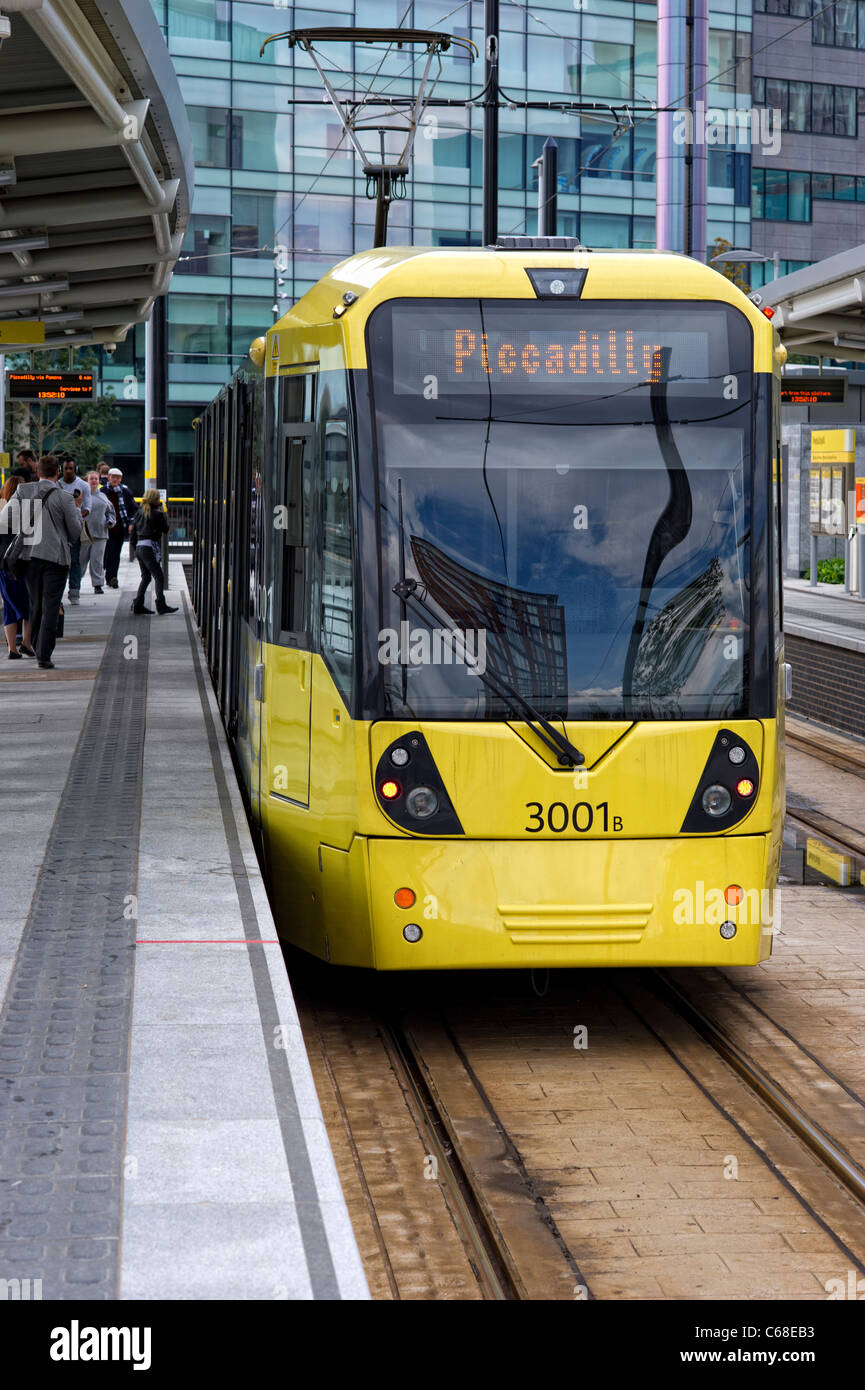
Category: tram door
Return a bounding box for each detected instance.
[267,372,316,807]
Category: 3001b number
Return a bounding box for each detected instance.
[525,801,623,834]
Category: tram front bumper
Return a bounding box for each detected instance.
[367,834,776,969]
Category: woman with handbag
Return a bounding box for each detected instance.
[0,475,35,660]
[2,455,83,669]
[131,490,177,615]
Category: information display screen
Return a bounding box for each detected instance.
[6,371,95,401]
[384,303,719,396]
[780,376,846,406]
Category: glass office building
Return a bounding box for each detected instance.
[98,1,757,487]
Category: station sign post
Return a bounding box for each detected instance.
[809,428,856,591]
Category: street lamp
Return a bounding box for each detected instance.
[710,248,781,280]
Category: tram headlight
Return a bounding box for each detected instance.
[702,784,732,817]
[405,785,439,819]
[390,746,410,767]
[728,745,746,766]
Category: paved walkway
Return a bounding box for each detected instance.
[0,556,368,1301]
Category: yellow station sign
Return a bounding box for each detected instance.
[0,320,46,347]
[811,428,855,464]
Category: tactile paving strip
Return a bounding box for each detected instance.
[0,608,150,1299]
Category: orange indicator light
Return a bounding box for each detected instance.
[725,885,744,905]
[380,780,401,800]
[736,779,755,798]
[394,888,416,909]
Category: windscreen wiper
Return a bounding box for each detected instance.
[393,578,585,768]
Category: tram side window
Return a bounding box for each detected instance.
[275,373,315,644]
[318,374,354,702]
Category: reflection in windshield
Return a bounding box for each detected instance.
[377,418,748,721]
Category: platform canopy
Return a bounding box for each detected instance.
[0,0,192,352]
[761,244,865,366]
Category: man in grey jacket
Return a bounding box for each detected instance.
[4,455,83,669]
[80,470,116,592]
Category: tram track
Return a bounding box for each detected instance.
[784,715,865,876]
[648,970,865,1213]
[295,951,865,1299]
[296,963,588,1299]
[378,1015,519,1300]
[786,721,865,783]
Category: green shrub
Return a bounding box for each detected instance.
[803,557,845,584]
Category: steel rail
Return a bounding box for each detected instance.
[650,969,865,1210]
[380,1015,519,1300]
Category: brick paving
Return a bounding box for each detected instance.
[447,965,862,1300]
[786,743,865,832]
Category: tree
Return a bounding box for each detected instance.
[709,237,751,295]
[7,346,118,468]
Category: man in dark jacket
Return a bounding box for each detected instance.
[102,467,137,587]
[4,455,83,668]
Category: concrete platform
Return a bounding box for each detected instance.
[0,555,369,1301]
[784,578,865,654]
[783,581,865,738]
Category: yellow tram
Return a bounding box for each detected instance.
[192,241,786,969]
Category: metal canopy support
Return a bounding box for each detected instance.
[656,0,687,252]
[538,137,558,237]
[483,0,499,247]
[689,0,708,260]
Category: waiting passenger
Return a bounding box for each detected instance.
[131,490,177,615]
[80,471,116,593]
[102,467,137,589]
[3,455,82,669]
[0,475,35,659]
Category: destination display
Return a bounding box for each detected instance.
[388,307,715,395]
[781,375,847,406]
[6,371,95,401]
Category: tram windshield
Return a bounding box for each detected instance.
[368,298,754,721]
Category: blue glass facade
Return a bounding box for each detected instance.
[128,1,757,484]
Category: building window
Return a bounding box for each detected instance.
[748,166,865,219]
[755,0,820,13]
[813,0,865,49]
[231,298,271,358]
[169,0,229,41]
[168,294,228,361]
[188,107,230,167]
[751,168,811,221]
[231,111,293,173]
[579,212,631,248]
[231,190,292,259]
[753,76,860,136]
[180,214,231,277]
[811,171,865,201]
[707,148,750,204]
